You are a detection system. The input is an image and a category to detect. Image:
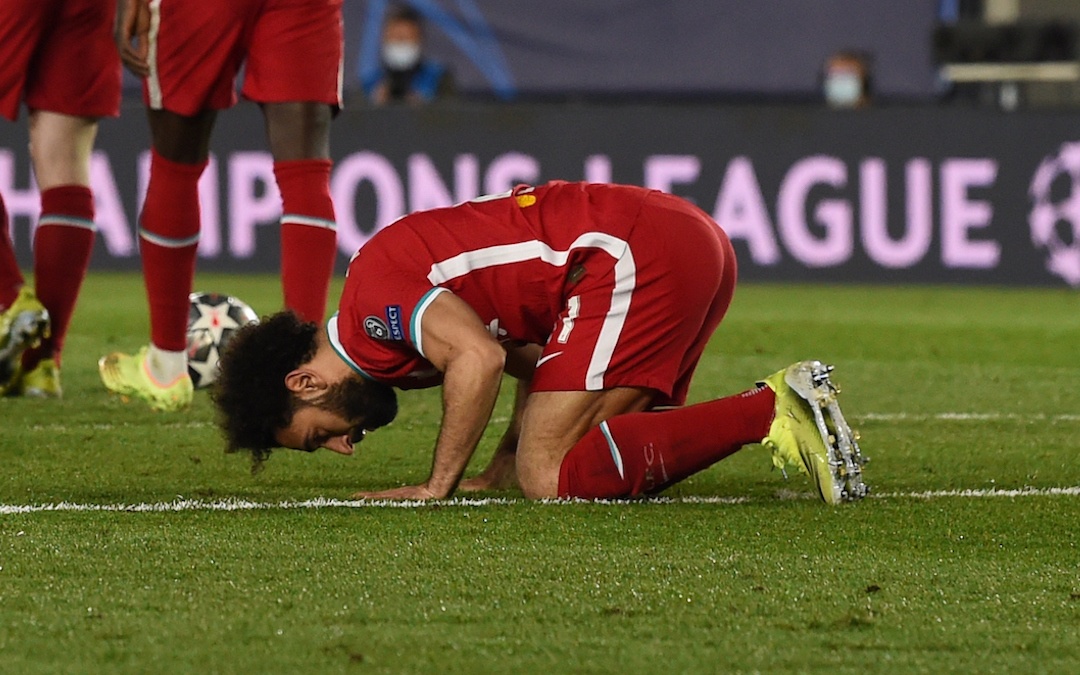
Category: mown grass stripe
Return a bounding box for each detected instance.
[21,412,1080,434]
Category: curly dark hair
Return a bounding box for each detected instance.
[212,311,318,472]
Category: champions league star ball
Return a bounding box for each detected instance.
[1029,141,1080,287]
[186,292,259,389]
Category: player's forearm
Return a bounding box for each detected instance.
[487,366,530,459]
[490,379,529,482]
[458,377,527,492]
[492,345,536,456]
[497,377,529,451]
[484,424,519,475]
[425,348,505,497]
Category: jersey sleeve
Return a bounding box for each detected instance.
[333,232,448,388]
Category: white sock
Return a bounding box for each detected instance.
[146,344,187,386]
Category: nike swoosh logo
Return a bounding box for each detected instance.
[535,352,563,368]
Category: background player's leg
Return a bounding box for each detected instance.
[263,102,331,161]
[23,110,99,377]
[263,102,336,324]
[0,189,47,396]
[0,195,23,309]
[140,108,216,384]
[149,108,217,165]
[27,110,96,187]
[555,386,777,500]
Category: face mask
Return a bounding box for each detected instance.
[824,73,863,107]
[382,41,422,71]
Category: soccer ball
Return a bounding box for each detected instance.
[1029,141,1080,287]
[186,292,259,389]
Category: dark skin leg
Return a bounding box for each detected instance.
[148,108,217,164]
[261,101,333,161]
[147,102,332,164]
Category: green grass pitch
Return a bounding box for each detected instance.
[2,273,1079,674]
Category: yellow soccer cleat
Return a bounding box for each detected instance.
[17,358,62,398]
[98,346,193,412]
[760,360,868,505]
[0,287,50,396]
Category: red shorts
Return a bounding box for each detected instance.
[145,0,344,115]
[0,0,121,122]
[531,191,738,407]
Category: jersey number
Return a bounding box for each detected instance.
[557,296,580,344]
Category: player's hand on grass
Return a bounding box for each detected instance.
[458,451,517,492]
[457,474,506,492]
[352,483,442,501]
[118,0,151,77]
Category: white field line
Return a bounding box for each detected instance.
[2,487,1079,515]
[857,412,1080,423]
[27,421,213,432]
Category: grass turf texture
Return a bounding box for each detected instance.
[2,273,1079,674]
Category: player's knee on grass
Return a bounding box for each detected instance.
[515,404,584,499]
[514,392,598,499]
[555,423,631,500]
[515,449,564,500]
[518,421,638,500]
[515,387,655,499]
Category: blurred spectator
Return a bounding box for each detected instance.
[822,51,873,108]
[362,5,454,105]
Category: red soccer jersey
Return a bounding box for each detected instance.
[330,182,651,389]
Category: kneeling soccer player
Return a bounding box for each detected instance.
[214,181,867,503]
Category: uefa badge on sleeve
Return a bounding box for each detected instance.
[364,315,391,340]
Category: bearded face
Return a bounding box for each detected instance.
[315,376,398,439]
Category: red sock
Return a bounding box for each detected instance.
[23,186,96,367]
[275,159,336,323]
[140,149,206,351]
[0,194,24,309]
[558,386,777,499]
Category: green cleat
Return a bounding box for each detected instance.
[98,346,193,412]
[0,287,50,396]
[17,358,62,398]
[760,360,868,505]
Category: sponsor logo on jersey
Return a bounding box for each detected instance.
[364,315,391,340]
[385,305,405,341]
[535,351,563,368]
